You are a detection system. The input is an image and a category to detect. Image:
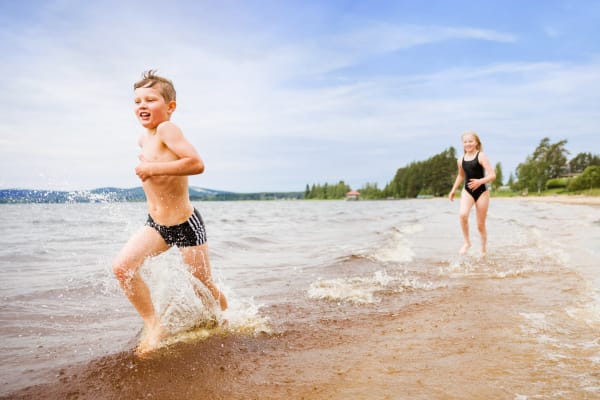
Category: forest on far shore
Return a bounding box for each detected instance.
[305,138,600,200]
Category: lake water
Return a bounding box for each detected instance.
[1,199,599,399]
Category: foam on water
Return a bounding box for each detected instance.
[566,301,600,332]
[307,269,440,304]
[518,308,600,397]
[439,257,540,279]
[438,225,571,280]
[360,224,423,264]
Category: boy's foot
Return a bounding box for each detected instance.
[459,243,471,255]
[136,323,168,356]
[216,294,228,311]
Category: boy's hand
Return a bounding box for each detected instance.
[135,154,152,181]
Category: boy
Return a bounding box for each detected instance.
[113,70,227,355]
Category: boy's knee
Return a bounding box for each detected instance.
[113,260,133,283]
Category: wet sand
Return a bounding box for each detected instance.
[4,266,595,400]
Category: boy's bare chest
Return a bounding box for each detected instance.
[141,136,177,161]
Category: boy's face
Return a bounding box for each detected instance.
[134,86,176,130]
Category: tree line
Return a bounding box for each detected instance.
[512,138,600,193]
[305,137,599,199]
[304,181,351,199]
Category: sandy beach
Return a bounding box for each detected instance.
[5,265,596,400]
[508,194,600,206]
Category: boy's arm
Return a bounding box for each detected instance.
[136,122,204,181]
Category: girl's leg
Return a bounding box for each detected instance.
[113,226,170,353]
[458,190,475,255]
[474,191,490,256]
[180,243,228,311]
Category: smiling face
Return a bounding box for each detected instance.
[462,132,482,154]
[133,86,176,130]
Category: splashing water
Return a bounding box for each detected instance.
[142,257,222,334]
[141,252,272,344]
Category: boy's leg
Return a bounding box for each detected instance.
[180,243,228,311]
[474,192,490,256]
[458,191,475,255]
[113,226,170,352]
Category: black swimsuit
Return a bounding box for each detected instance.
[462,152,487,202]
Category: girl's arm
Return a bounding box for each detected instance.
[478,152,496,184]
[448,158,464,201]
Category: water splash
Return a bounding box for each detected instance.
[307,270,439,305]
[141,257,221,335]
[359,224,422,264]
[140,253,271,344]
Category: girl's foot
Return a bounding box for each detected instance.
[459,242,471,255]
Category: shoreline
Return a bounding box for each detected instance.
[5,272,595,400]
[500,194,600,206]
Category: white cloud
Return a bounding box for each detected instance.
[1,2,598,192]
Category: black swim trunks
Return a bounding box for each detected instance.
[462,152,487,202]
[145,208,207,247]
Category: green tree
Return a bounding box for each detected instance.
[493,162,503,190]
[545,140,570,178]
[385,147,457,198]
[569,152,600,174]
[507,173,515,190]
[358,182,384,199]
[304,181,351,199]
[516,138,569,192]
[568,165,600,191]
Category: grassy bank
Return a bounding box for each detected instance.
[491,188,600,198]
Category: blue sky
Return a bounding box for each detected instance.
[1,0,599,192]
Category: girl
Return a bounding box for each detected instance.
[449,131,496,256]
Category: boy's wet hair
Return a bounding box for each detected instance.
[134,70,176,102]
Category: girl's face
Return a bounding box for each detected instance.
[462,134,480,153]
[134,86,176,130]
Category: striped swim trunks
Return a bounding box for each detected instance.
[145,208,207,247]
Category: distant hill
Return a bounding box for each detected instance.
[0,187,303,203]
[188,187,304,201]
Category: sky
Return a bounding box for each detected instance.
[1,0,599,193]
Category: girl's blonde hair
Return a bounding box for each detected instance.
[461,131,483,153]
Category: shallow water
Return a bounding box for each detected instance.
[1,199,599,399]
